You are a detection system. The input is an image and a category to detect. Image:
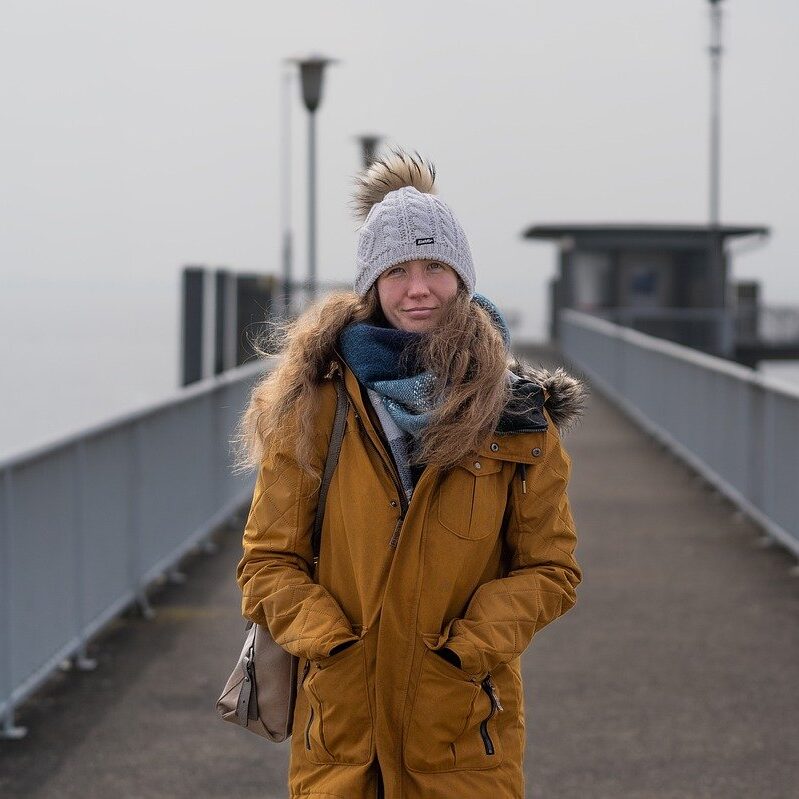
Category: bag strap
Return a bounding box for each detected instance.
[243,365,349,632]
[311,365,350,567]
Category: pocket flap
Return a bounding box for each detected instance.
[460,456,504,476]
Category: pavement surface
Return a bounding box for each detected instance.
[1,345,798,798]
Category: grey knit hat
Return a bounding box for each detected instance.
[351,147,476,298]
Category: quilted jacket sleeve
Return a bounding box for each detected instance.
[235,382,359,662]
[442,410,583,677]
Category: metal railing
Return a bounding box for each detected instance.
[559,309,799,559]
[735,304,799,345]
[586,305,799,352]
[0,358,271,737]
[588,307,735,356]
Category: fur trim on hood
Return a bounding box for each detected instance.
[504,359,590,435]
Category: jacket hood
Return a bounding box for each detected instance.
[470,293,587,435]
[498,359,590,435]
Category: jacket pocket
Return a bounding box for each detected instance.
[302,637,373,765]
[404,642,504,772]
[437,456,504,541]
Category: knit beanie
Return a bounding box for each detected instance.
[351,147,476,298]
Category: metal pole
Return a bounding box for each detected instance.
[708,0,723,226]
[308,109,317,304]
[290,54,337,309]
[707,0,727,355]
[280,66,293,318]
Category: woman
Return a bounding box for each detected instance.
[234,147,587,799]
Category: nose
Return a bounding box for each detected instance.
[406,271,431,298]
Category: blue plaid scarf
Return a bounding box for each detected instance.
[338,293,511,502]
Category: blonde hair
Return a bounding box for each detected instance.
[230,282,514,488]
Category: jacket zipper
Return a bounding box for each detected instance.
[479,675,504,756]
[517,462,527,494]
[301,659,313,750]
[353,411,408,546]
[305,705,314,751]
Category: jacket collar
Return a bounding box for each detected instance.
[330,347,399,474]
[327,348,588,466]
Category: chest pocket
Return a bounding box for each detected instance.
[437,456,505,541]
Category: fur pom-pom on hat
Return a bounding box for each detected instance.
[351,147,437,222]
[351,144,476,298]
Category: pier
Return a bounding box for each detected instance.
[2,341,797,798]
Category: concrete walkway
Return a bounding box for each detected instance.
[1,346,797,798]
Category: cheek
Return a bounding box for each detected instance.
[438,272,459,300]
[377,282,399,313]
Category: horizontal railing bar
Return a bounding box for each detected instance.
[562,309,799,401]
[0,357,275,472]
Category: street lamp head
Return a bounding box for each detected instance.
[354,134,385,167]
[286,53,339,112]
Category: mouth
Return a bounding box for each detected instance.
[404,307,437,313]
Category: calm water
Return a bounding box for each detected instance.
[2,278,177,461]
[3,282,799,463]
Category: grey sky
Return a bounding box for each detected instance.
[2,0,797,340]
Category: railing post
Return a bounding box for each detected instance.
[1,708,27,739]
[748,379,766,516]
[1,468,27,739]
[129,421,154,619]
[210,386,222,536]
[68,441,97,671]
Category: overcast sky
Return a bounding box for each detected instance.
[1,1,797,447]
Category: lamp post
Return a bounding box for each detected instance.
[355,134,384,168]
[279,62,294,319]
[706,0,729,355]
[287,54,338,305]
[708,0,724,227]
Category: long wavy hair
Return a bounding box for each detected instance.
[230,280,515,489]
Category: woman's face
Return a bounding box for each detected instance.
[376,259,460,332]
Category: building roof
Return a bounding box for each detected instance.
[523,223,769,245]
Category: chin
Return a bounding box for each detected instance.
[392,312,439,333]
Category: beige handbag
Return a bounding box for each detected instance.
[216,368,350,741]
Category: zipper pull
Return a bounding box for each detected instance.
[486,675,504,712]
[299,657,312,690]
[518,463,527,494]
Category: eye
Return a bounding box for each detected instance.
[387,266,405,277]
[428,262,444,271]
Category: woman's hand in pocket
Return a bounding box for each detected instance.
[328,639,358,657]
[433,647,462,669]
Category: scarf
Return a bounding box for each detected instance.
[338,293,511,503]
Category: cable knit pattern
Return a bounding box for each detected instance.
[354,186,476,297]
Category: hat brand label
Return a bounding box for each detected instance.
[416,237,434,246]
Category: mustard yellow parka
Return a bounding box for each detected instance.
[237,353,585,799]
